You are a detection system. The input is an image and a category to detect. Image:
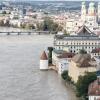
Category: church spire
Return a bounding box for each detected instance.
[88,2,96,16]
[81,1,86,21]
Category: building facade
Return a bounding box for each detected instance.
[52,50,74,74]
[54,26,100,54]
[68,53,97,83]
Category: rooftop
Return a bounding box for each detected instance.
[91,48,100,53]
[72,54,96,67]
[54,26,99,41]
[57,52,75,59]
[77,25,94,36]
[88,79,100,96]
[40,51,48,60]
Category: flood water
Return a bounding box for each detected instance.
[0,35,78,100]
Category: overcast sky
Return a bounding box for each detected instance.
[4,0,100,1]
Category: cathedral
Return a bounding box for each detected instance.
[65,2,100,34]
[81,2,100,30]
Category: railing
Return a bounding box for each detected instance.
[0,31,52,35]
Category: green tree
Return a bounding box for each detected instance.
[25,24,35,29]
[5,20,10,27]
[37,17,63,33]
[36,23,44,31]
[79,49,87,54]
[48,47,53,64]
[61,70,72,82]
[20,24,26,29]
[0,20,4,26]
[76,72,97,99]
[2,11,6,14]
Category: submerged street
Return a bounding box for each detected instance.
[0,35,78,100]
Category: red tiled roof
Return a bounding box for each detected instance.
[88,79,100,96]
[57,52,75,58]
[91,48,100,53]
[40,51,48,60]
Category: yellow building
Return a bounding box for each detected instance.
[68,54,97,83]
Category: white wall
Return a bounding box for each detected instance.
[58,59,69,74]
[89,96,100,100]
[40,60,48,70]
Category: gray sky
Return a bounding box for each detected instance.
[4,0,100,1]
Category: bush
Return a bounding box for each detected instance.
[76,72,97,99]
[61,70,72,82]
[37,17,63,32]
[79,49,87,54]
[48,47,53,64]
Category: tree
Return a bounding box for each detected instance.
[5,20,10,27]
[36,17,63,33]
[76,72,97,99]
[48,47,53,64]
[20,24,26,29]
[61,70,72,82]
[79,49,87,54]
[0,20,4,26]
[36,23,44,31]
[25,24,35,29]
[2,11,6,14]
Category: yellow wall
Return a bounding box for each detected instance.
[68,61,97,83]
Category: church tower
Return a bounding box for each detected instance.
[86,2,97,30]
[81,2,86,21]
[40,51,48,70]
[88,2,96,16]
[98,2,100,22]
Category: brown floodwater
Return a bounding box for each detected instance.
[0,35,78,100]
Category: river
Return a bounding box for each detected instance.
[0,28,78,100]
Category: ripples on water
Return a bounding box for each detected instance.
[0,35,78,100]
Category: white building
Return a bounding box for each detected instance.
[54,25,100,54]
[40,51,48,70]
[52,50,74,74]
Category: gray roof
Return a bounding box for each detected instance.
[77,25,95,36]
